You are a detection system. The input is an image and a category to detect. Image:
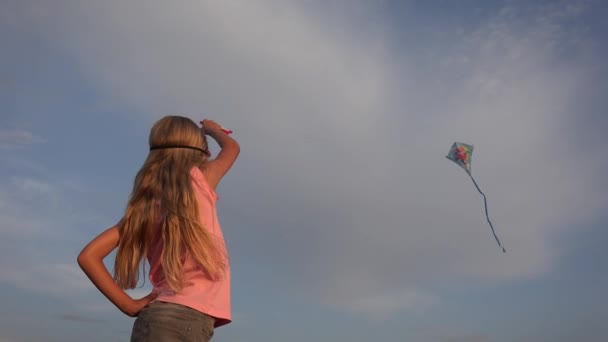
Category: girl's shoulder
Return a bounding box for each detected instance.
[190,166,218,201]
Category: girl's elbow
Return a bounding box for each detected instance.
[229,140,240,152]
[231,141,240,156]
[76,251,86,268]
[77,249,93,269]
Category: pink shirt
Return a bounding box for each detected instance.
[147,167,231,327]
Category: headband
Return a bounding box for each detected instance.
[150,145,210,155]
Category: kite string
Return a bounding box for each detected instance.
[467,171,506,253]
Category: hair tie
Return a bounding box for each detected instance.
[150,145,210,156]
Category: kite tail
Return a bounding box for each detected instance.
[467,172,506,253]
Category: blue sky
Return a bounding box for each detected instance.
[1,0,607,341]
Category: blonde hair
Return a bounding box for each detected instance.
[113,115,226,292]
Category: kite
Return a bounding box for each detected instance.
[446,142,506,253]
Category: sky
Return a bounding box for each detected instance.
[1,0,607,341]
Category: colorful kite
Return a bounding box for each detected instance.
[446,142,506,253]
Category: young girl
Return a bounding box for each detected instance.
[77,116,240,341]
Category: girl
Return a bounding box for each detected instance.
[77,116,240,341]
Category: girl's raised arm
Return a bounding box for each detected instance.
[199,119,240,190]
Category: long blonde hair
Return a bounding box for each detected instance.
[114,115,226,292]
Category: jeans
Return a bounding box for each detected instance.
[131,302,215,342]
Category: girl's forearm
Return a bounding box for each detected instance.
[206,127,239,149]
[77,255,136,316]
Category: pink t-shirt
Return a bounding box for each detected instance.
[147,167,231,327]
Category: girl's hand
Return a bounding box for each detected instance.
[126,291,158,317]
[200,119,224,134]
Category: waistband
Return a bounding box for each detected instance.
[143,301,217,325]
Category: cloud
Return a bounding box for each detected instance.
[0,129,45,149]
[0,174,109,307]
[58,314,106,324]
[15,0,608,318]
[329,288,436,318]
[0,177,55,237]
[0,176,80,237]
[0,263,90,297]
[0,337,19,342]
[12,176,53,194]
[414,325,493,342]
[440,334,490,342]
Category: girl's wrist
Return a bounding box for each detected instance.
[117,296,138,316]
[202,127,223,137]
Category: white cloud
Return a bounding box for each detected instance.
[331,289,436,318]
[12,177,53,194]
[13,263,147,301]
[0,263,90,296]
[433,333,490,342]
[15,0,608,317]
[0,337,18,342]
[0,178,54,237]
[0,129,45,149]
[0,174,109,304]
[0,176,74,237]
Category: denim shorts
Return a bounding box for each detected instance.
[130,301,216,342]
